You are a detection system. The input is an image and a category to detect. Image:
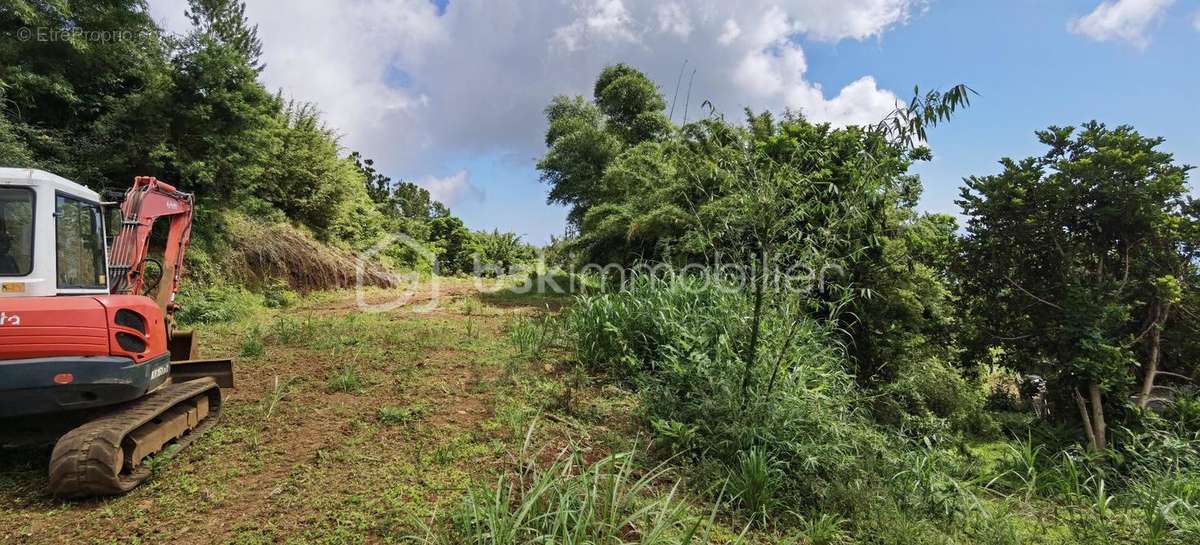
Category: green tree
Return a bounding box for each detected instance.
[185,0,264,71]
[537,64,669,227]
[0,0,168,185]
[958,122,1198,451]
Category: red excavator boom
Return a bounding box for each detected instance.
[109,176,194,315]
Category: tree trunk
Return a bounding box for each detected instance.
[1136,303,1169,410]
[1074,384,1107,452]
[742,267,765,403]
[1089,382,1107,452]
[1075,387,1098,452]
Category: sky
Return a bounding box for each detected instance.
[147,0,1200,245]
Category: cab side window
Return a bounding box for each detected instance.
[0,188,34,276]
[56,195,107,289]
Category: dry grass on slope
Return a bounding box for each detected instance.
[223,215,399,292]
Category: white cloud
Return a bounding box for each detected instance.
[1193,10,1200,31]
[1068,0,1174,48]
[718,19,741,45]
[147,0,920,192]
[656,2,693,38]
[553,0,639,52]
[420,170,484,207]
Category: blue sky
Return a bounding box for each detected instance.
[148,0,1200,244]
[439,1,1200,243]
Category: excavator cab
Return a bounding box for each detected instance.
[0,168,232,497]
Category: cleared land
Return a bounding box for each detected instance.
[0,280,624,545]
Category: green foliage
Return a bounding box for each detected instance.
[240,325,265,358]
[539,66,976,435]
[421,440,723,545]
[728,448,782,523]
[261,280,298,309]
[473,230,535,275]
[537,65,665,226]
[377,405,429,426]
[507,316,556,361]
[565,276,889,511]
[959,122,1199,449]
[176,285,262,325]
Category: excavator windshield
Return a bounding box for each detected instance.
[0,187,34,276]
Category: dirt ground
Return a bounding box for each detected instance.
[0,279,577,545]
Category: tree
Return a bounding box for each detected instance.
[537,65,669,227]
[185,0,264,71]
[0,0,169,185]
[428,215,477,275]
[959,122,1198,451]
[538,64,974,422]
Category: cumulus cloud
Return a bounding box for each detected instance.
[420,170,484,207]
[656,2,694,38]
[1068,0,1174,48]
[147,0,919,187]
[553,0,639,51]
[1194,10,1200,31]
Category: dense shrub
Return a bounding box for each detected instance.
[565,275,892,509]
[175,285,263,325]
[568,276,745,380]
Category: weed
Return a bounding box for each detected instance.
[729,447,782,524]
[988,435,1045,501]
[263,376,300,420]
[416,432,734,545]
[378,405,429,426]
[262,280,298,309]
[651,419,698,457]
[800,513,847,545]
[177,285,262,325]
[327,365,366,393]
[273,315,317,346]
[507,315,555,361]
[240,325,265,358]
[463,297,480,338]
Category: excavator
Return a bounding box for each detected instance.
[0,168,233,498]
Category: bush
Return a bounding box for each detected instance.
[869,357,995,439]
[564,275,891,509]
[327,365,365,393]
[567,275,745,381]
[262,280,299,309]
[176,285,263,325]
[240,325,265,357]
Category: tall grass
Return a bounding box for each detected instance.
[416,429,737,545]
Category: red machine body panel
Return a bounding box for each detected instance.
[0,297,109,359]
[0,295,167,363]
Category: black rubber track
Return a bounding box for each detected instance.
[47,378,222,498]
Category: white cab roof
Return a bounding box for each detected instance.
[0,168,102,202]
